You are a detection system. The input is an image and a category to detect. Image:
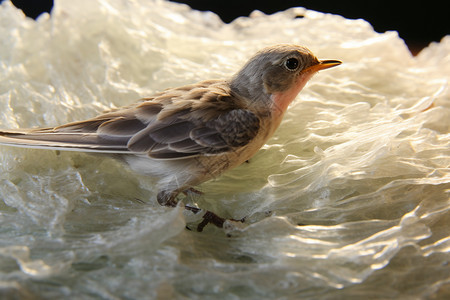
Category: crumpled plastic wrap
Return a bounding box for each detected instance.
[0,0,449,298]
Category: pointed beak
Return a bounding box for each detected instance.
[320,59,342,68]
[306,59,342,73]
[317,59,342,70]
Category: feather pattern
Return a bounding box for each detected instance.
[0,80,261,160]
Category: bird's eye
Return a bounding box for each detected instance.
[285,57,299,70]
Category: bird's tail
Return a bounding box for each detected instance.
[0,128,129,154]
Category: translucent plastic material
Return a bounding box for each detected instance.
[0,0,448,298]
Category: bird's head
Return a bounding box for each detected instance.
[230,44,341,114]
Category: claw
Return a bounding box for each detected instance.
[196,210,245,232]
[158,190,244,232]
[197,210,226,232]
[184,205,201,214]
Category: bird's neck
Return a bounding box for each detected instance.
[230,80,272,113]
[270,71,314,117]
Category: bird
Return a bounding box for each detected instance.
[0,44,341,231]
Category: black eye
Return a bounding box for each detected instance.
[285,58,299,70]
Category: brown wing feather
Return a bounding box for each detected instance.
[0,80,260,159]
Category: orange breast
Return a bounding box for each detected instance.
[271,72,314,117]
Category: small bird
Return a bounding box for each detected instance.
[0,44,341,231]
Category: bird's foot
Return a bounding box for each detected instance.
[185,205,244,232]
[197,210,226,232]
[158,190,244,232]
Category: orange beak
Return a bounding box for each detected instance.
[306,59,342,73]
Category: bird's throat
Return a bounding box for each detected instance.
[271,72,314,116]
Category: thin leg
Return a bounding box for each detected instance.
[157,190,178,207]
[196,210,227,232]
[185,205,223,231]
[183,187,204,196]
[158,190,244,232]
[185,205,244,232]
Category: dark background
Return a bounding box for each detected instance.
[4,0,448,55]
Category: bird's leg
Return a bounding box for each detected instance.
[198,211,246,232]
[183,205,227,231]
[158,189,243,232]
[158,187,201,206]
[157,190,178,207]
[182,187,204,196]
[184,206,245,232]
[196,210,227,232]
[181,188,228,231]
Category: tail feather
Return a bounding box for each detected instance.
[0,129,130,153]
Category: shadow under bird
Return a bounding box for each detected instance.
[0,44,341,231]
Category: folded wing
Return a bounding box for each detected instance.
[0,83,260,160]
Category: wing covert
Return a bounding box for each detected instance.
[126,108,260,159]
